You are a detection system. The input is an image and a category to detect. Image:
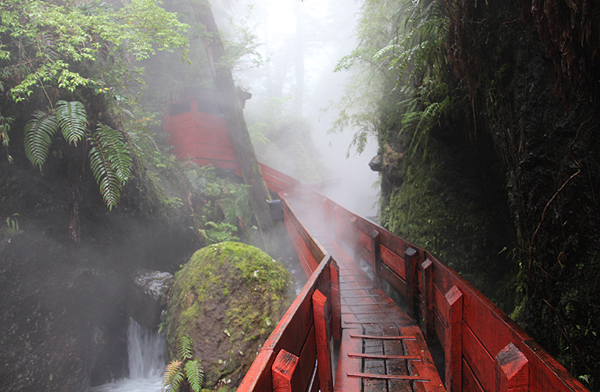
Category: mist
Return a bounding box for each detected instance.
[229,0,380,219]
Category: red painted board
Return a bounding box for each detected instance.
[462,320,495,392]
[259,163,301,187]
[167,128,232,145]
[358,231,373,254]
[334,328,362,392]
[401,325,445,392]
[433,285,448,327]
[237,348,275,391]
[263,256,332,355]
[293,326,319,392]
[462,357,485,392]
[166,130,233,147]
[522,340,589,392]
[381,245,405,280]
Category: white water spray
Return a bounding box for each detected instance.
[91,318,166,392]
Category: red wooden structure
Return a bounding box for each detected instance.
[163,93,589,392]
[163,88,300,193]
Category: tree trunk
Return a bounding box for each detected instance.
[190,0,273,238]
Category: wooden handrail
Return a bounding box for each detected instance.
[305,189,588,392]
[237,255,340,391]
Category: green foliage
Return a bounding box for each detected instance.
[24,101,87,170]
[163,360,184,392]
[24,111,59,170]
[0,0,189,102]
[198,221,239,245]
[23,100,132,210]
[178,335,194,360]
[330,0,449,155]
[185,165,252,243]
[163,335,204,392]
[88,124,132,209]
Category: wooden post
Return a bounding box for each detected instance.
[272,349,299,392]
[312,289,333,392]
[495,343,529,392]
[421,258,434,340]
[404,247,418,318]
[370,230,382,286]
[444,285,463,392]
[329,261,342,343]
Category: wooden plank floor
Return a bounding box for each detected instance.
[288,197,445,392]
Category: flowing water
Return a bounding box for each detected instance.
[91,318,166,392]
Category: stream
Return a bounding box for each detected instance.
[91,318,166,392]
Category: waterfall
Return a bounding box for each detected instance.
[91,318,165,392]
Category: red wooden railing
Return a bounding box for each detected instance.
[237,254,341,392]
[237,186,588,392]
[162,91,588,392]
[163,95,301,193]
[302,188,587,392]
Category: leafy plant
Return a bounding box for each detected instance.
[198,221,239,244]
[330,0,449,156]
[23,100,132,210]
[162,335,204,392]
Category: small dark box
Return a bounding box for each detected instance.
[267,199,284,221]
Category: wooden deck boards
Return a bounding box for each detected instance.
[290,201,445,392]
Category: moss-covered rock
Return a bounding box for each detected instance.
[164,241,295,390]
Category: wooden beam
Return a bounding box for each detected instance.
[495,343,529,392]
[272,350,298,392]
[445,285,463,392]
[312,289,333,392]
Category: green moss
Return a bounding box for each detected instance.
[165,241,295,388]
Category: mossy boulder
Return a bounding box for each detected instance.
[164,241,295,390]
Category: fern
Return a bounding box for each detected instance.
[24,111,59,170]
[178,335,194,360]
[184,359,204,392]
[163,336,204,392]
[88,123,132,210]
[162,360,184,392]
[55,100,86,147]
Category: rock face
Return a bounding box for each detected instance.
[127,270,174,330]
[165,241,295,390]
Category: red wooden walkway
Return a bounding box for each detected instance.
[287,192,444,392]
[162,91,589,392]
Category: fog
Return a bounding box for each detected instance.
[228,0,380,219]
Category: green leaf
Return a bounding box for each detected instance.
[162,360,183,392]
[184,359,204,392]
[55,100,87,146]
[88,123,132,209]
[24,110,59,171]
[178,335,194,360]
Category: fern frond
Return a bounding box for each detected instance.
[178,335,194,360]
[55,100,87,147]
[88,123,132,210]
[162,360,183,392]
[184,359,204,392]
[24,110,58,171]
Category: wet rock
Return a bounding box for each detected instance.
[164,242,295,390]
[126,270,174,330]
[369,154,383,171]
